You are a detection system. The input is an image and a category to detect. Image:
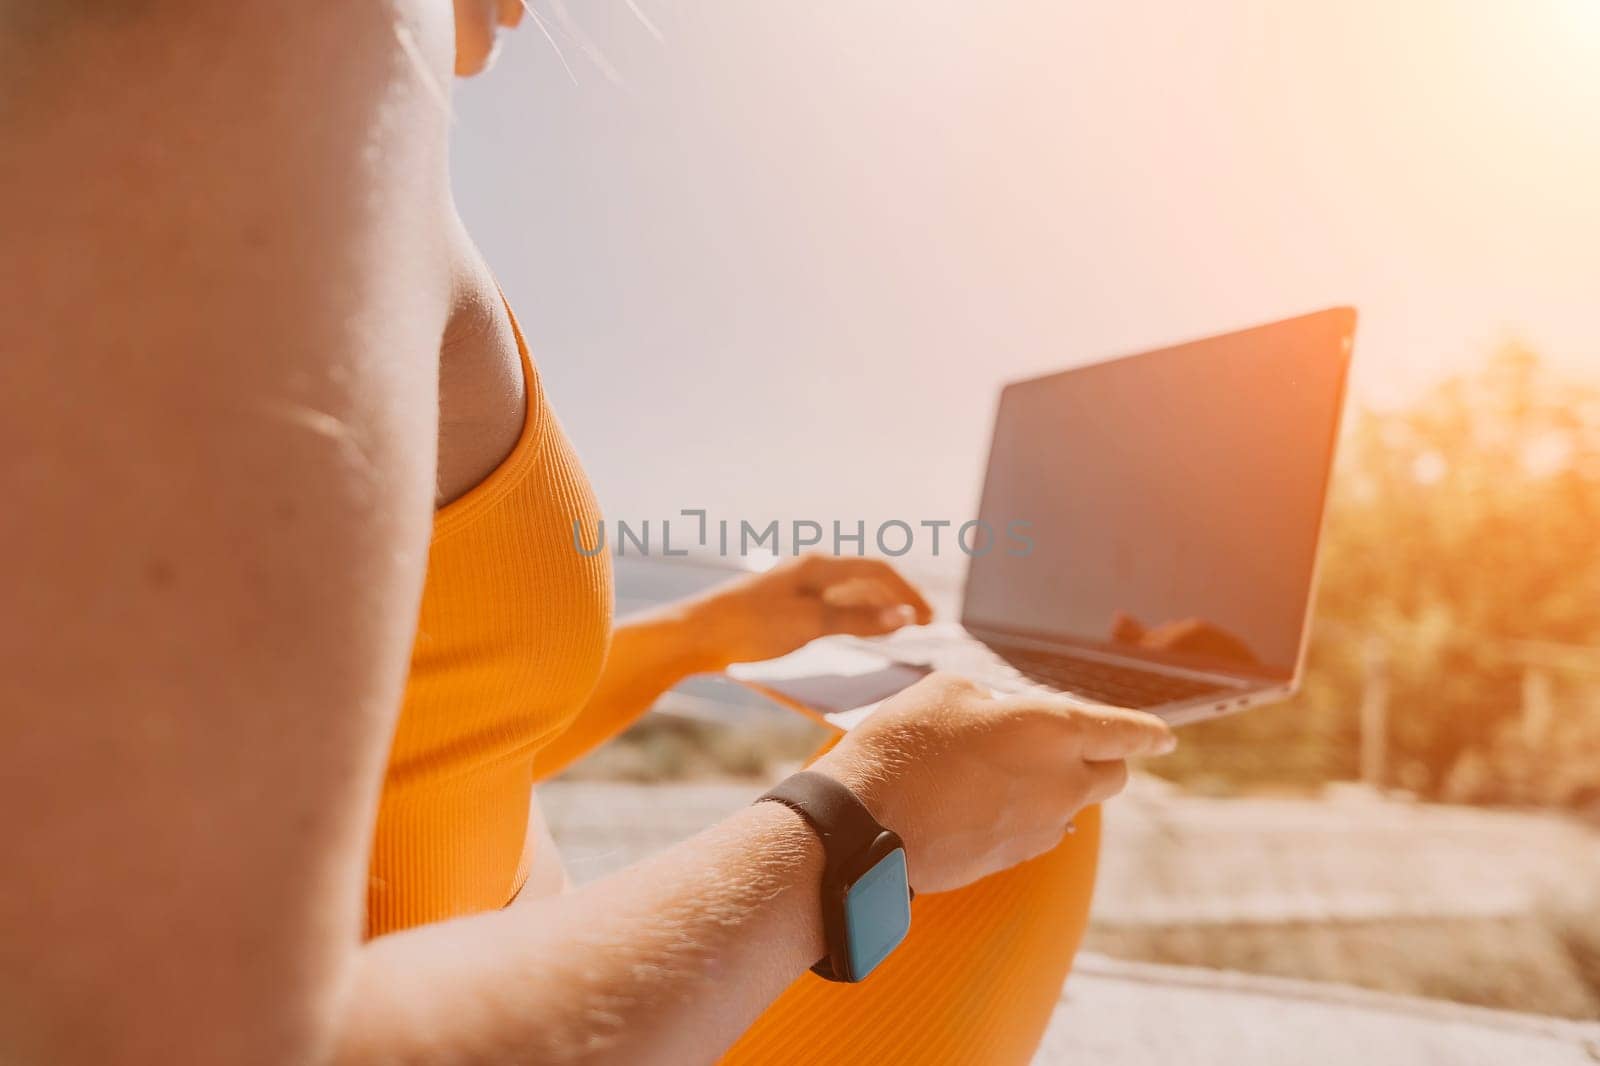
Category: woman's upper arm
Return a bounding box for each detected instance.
[2,5,451,1062]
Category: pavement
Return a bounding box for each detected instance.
[539,777,1600,1065]
[1042,954,1600,1066]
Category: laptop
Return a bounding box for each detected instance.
[733,307,1355,727]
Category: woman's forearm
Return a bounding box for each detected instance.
[532,556,939,779]
[531,601,722,778]
[336,801,824,1065]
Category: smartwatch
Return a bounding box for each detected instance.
[756,770,913,983]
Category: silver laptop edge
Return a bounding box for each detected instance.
[950,307,1356,724]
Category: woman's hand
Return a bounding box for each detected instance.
[813,672,1175,893]
[688,554,934,669]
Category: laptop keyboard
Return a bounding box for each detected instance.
[988,644,1229,709]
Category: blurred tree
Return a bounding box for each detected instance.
[1156,345,1600,804]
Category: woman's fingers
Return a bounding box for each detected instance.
[821,601,920,637]
[831,671,1171,892]
[1072,706,1177,761]
[1079,758,1132,805]
[819,576,903,610]
[1036,756,1129,814]
[994,693,1176,760]
[818,573,922,634]
[802,556,934,624]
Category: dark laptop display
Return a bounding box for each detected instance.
[961,309,1354,682]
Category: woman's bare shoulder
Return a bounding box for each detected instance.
[2,0,459,356]
[1,1,456,91]
[1,2,457,213]
[2,2,457,174]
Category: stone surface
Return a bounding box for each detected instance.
[539,777,1600,1064]
[1042,954,1600,1066]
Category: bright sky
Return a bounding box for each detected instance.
[452,0,1600,544]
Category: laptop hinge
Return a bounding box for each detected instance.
[963,624,1257,688]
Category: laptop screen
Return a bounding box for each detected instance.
[960,309,1354,681]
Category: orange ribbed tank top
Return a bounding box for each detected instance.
[367,306,613,937]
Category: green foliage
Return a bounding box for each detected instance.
[1154,346,1600,805]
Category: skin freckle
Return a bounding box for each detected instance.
[143,557,176,587]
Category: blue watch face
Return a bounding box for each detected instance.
[843,847,911,980]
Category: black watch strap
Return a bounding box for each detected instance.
[758,770,882,866]
[756,770,913,982]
